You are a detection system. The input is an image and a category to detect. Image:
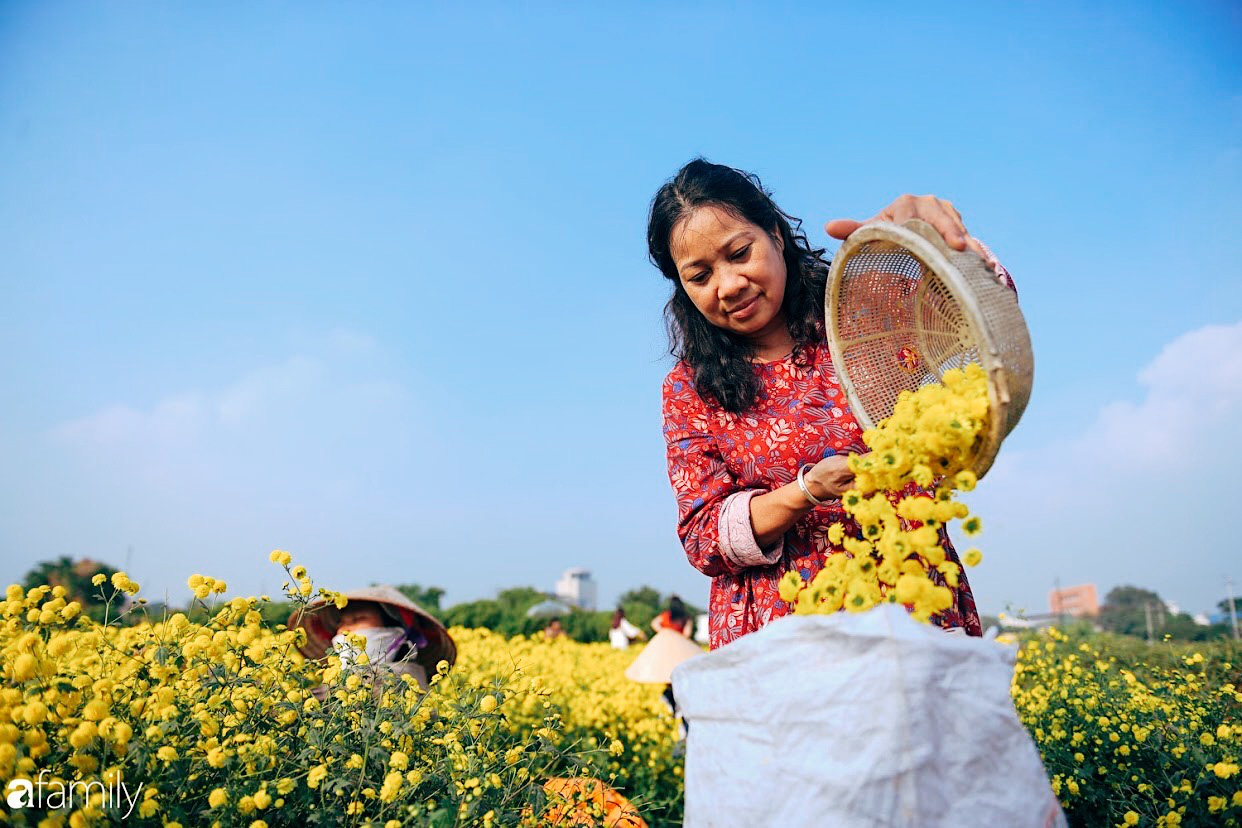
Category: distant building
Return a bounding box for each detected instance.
[1048,584,1099,618]
[997,612,1059,631]
[554,568,597,611]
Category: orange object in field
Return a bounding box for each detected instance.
[541,777,647,827]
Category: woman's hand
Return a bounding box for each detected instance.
[803,454,862,502]
[824,194,1006,284]
[751,453,867,547]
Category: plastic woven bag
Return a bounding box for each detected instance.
[672,605,1066,828]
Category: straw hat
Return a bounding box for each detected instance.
[624,629,705,684]
[290,584,457,675]
[542,777,648,827]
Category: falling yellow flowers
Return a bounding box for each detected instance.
[783,364,989,623]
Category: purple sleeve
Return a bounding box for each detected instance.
[976,239,1017,297]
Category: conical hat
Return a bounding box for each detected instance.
[543,777,648,827]
[624,629,705,684]
[290,584,457,674]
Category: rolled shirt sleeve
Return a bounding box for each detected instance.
[976,238,1017,297]
[719,489,784,569]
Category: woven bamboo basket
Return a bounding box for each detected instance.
[824,218,1033,478]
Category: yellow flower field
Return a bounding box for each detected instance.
[1,563,1239,827]
[0,562,683,827]
[1012,625,1240,827]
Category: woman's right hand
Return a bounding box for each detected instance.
[803,454,864,502]
[751,452,869,547]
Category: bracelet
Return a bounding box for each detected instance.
[797,463,825,507]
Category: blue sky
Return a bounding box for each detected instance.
[2,2,1239,617]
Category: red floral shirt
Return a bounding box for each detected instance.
[661,342,983,650]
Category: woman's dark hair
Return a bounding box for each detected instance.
[647,158,832,413]
[667,595,688,624]
[611,607,625,629]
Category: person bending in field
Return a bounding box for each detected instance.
[331,599,429,690]
[293,584,456,701]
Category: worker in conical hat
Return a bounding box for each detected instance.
[625,627,704,743]
[624,628,704,684]
[290,584,456,692]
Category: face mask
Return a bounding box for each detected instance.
[331,626,410,668]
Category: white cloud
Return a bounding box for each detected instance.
[6,333,462,603]
[53,356,327,447]
[53,393,209,449]
[964,320,1242,616]
[215,356,321,426]
[1139,323,1242,416]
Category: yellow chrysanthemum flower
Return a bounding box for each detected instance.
[778,571,803,603]
[307,765,328,789]
[379,771,403,803]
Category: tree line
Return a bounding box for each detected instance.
[15,557,698,644]
[17,557,1237,642]
[400,583,695,644]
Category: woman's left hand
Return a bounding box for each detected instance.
[825,194,1005,283]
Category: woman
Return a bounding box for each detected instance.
[650,159,1015,650]
[290,583,456,695]
[543,617,566,641]
[651,594,693,639]
[609,606,646,650]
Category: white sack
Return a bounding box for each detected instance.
[672,604,1065,828]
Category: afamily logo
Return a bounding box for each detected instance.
[5,771,143,818]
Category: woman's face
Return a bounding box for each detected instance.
[338,604,385,632]
[669,205,787,340]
